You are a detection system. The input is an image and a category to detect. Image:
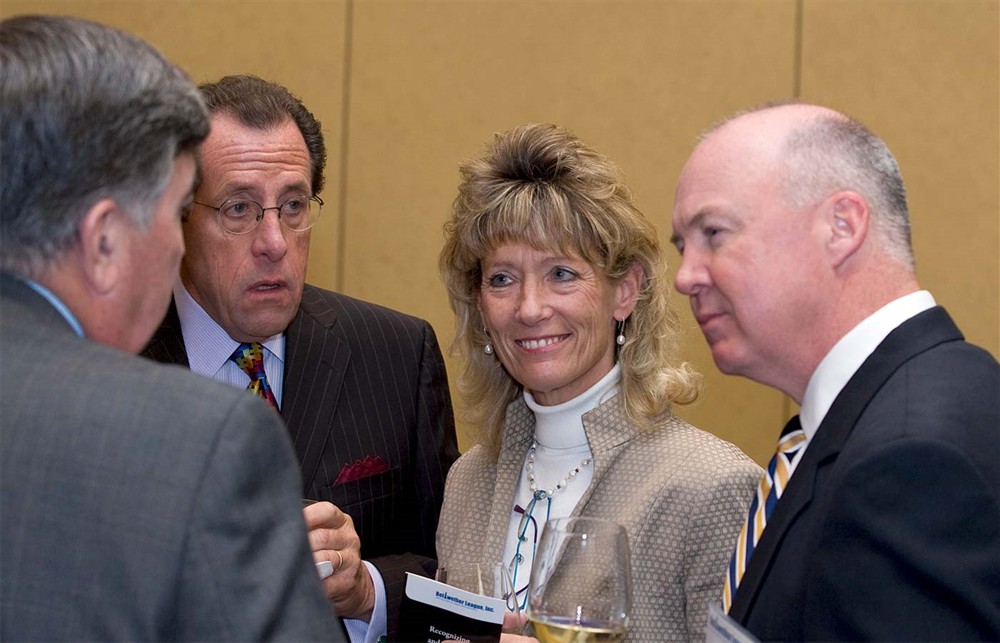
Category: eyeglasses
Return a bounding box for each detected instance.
[509,498,545,610]
[193,194,323,234]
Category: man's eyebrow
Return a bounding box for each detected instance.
[213,181,256,197]
[212,180,312,199]
[669,211,707,247]
[281,182,313,196]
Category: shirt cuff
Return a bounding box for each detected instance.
[344,560,387,643]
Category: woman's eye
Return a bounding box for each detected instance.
[552,267,576,281]
[486,273,511,287]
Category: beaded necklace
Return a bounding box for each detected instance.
[509,440,593,609]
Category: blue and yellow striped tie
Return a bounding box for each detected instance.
[723,416,806,612]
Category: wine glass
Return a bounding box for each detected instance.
[527,517,632,643]
[436,561,524,633]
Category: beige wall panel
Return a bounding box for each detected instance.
[15,2,991,465]
[344,0,799,461]
[800,0,999,358]
[1,0,349,291]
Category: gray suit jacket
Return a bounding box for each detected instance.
[0,272,344,641]
[143,284,459,635]
[436,394,761,642]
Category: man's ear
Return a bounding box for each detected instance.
[826,192,869,269]
[77,198,129,295]
[614,261,645,320]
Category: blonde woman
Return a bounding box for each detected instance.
[436,123,761,641]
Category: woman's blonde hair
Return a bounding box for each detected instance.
[440,123,699,451]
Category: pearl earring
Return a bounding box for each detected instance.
[615,319,626,346]
[483,326,493,355]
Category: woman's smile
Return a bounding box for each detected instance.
[516,335,569,351]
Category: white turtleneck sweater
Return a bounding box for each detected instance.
[501,364,622,603]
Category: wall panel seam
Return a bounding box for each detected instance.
[335,0,354,293]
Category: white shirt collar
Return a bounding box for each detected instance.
[799,291,936,441]
[173,280,285,378]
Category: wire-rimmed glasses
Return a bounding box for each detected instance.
[193,194,323,234]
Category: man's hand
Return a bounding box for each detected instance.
[303,501,375,621]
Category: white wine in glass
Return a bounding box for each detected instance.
[527,517,632,643]
[530,617,626,643]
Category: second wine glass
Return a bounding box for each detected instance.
[527,517,632,643]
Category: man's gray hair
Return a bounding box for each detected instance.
[781,114,914,268]
[0,15,209,277]
[702,101,914,268]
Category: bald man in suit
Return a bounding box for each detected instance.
[671,102,1000,640]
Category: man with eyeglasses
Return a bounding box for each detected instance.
[142,75,459,642]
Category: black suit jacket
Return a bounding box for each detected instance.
[144,284,459,635]
[731,307,1000,641]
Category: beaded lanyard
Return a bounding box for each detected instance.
[508,440,592,610]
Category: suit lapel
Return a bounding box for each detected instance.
[484,401,535,563]
[142,301,190,367]
[281,287,350,493]
[730,307,963,621]
[574,395,637,517]
[728,416,819,621]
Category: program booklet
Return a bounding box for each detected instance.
[396,572,505,643]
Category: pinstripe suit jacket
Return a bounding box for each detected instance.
[436,394,761,642]
[143,283,459,632]
[0,272,343,641]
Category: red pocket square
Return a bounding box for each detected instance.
[334,455,390,484]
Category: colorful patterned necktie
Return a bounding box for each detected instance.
[723,415,806,612]
[229,342,279,410]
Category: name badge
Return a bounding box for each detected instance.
[705,603,759,643]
